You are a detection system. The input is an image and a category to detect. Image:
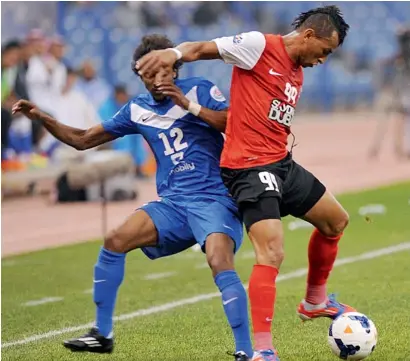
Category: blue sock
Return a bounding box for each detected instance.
[215,270,253,357]
[93,247,126,338]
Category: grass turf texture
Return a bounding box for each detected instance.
[2,182,410,361]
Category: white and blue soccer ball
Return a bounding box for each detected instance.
[328,312,378,360]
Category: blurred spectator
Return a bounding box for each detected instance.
[76,60,111,111]
[1,40,21,162]
[192,2,224,26]
[18,39,45,148]
[25,29,59,115]
[99,85,148,178]
[98,84,128,121]
[46,35,68,97]
[57,67,101,128]
[1,40,35,167]
[1,40,21,102]
[369,27,410,159]
[393,28,410,158]
[41,67,101,160]
[14,41,31,101]
[7,30,68,166]
[113,2,144,29]
[140,2,170,28]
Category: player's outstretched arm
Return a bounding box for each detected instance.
[136,41,220,78]
[157,82,227,132]
[177,41,221,62]
[12,99,116,150]
[136,31,266,78]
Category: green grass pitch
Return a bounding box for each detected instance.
[2,182,410,361]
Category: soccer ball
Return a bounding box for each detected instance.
[328,312,378,360]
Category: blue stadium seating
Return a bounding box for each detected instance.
[2,1,409,110]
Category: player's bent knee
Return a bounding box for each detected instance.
[206,245,235,275]
[249,219,284,268]
[207,253,234,275]
[104,230,128,254]
[255,240,285,268]
[322,210,350,238]
[205,233,235,275]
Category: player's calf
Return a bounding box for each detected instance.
[299,190,353,318]
[63,210,159,354]
[303,192,350,304]
[247,217,284,353]
[206,233,253,360]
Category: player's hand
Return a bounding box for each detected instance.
[135,49,178,78]
[156,82,189,109]
[11,100,43,121]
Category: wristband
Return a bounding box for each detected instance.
[169,48,182,60]
[188,101,202,116]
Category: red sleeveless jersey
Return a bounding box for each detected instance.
[214,32,304,169]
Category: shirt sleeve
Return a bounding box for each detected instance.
[196,79,229,111]
[212,31,266,70]
[102,102,139,137]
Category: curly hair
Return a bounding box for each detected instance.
[131,34,183,77]
[292,5,350,45]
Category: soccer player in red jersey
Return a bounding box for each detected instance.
[137,5,354,361]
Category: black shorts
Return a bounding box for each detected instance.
[221,153,326,230]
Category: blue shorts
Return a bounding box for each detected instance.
[140,195,243,260]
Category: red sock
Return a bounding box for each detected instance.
[248,264,278,351]
[306,229,341,305]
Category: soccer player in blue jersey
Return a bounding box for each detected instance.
[12,34,253,361]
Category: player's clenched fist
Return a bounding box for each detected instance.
[136,49,178,78]
[12,99,42,120]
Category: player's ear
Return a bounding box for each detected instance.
[303,28,315,42]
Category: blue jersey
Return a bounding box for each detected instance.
[102,77,229,199]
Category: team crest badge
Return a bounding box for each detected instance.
[210,85,226,102]
[233,34,243,44]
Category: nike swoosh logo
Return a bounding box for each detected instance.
[269,69,283,76]
[265,317,272,322]
[222,297,238,305]
[142,116,150,122]
[223,224,234,231]
[93,280,106,283]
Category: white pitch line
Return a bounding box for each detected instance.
[241,250,255,259]
[195,262,210,269]
[3,242,410,349]
[288,219,314,231]
[22,297,64,307]
[2,260,18,267]
[142,271,177,280]
[358,204,386,216]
